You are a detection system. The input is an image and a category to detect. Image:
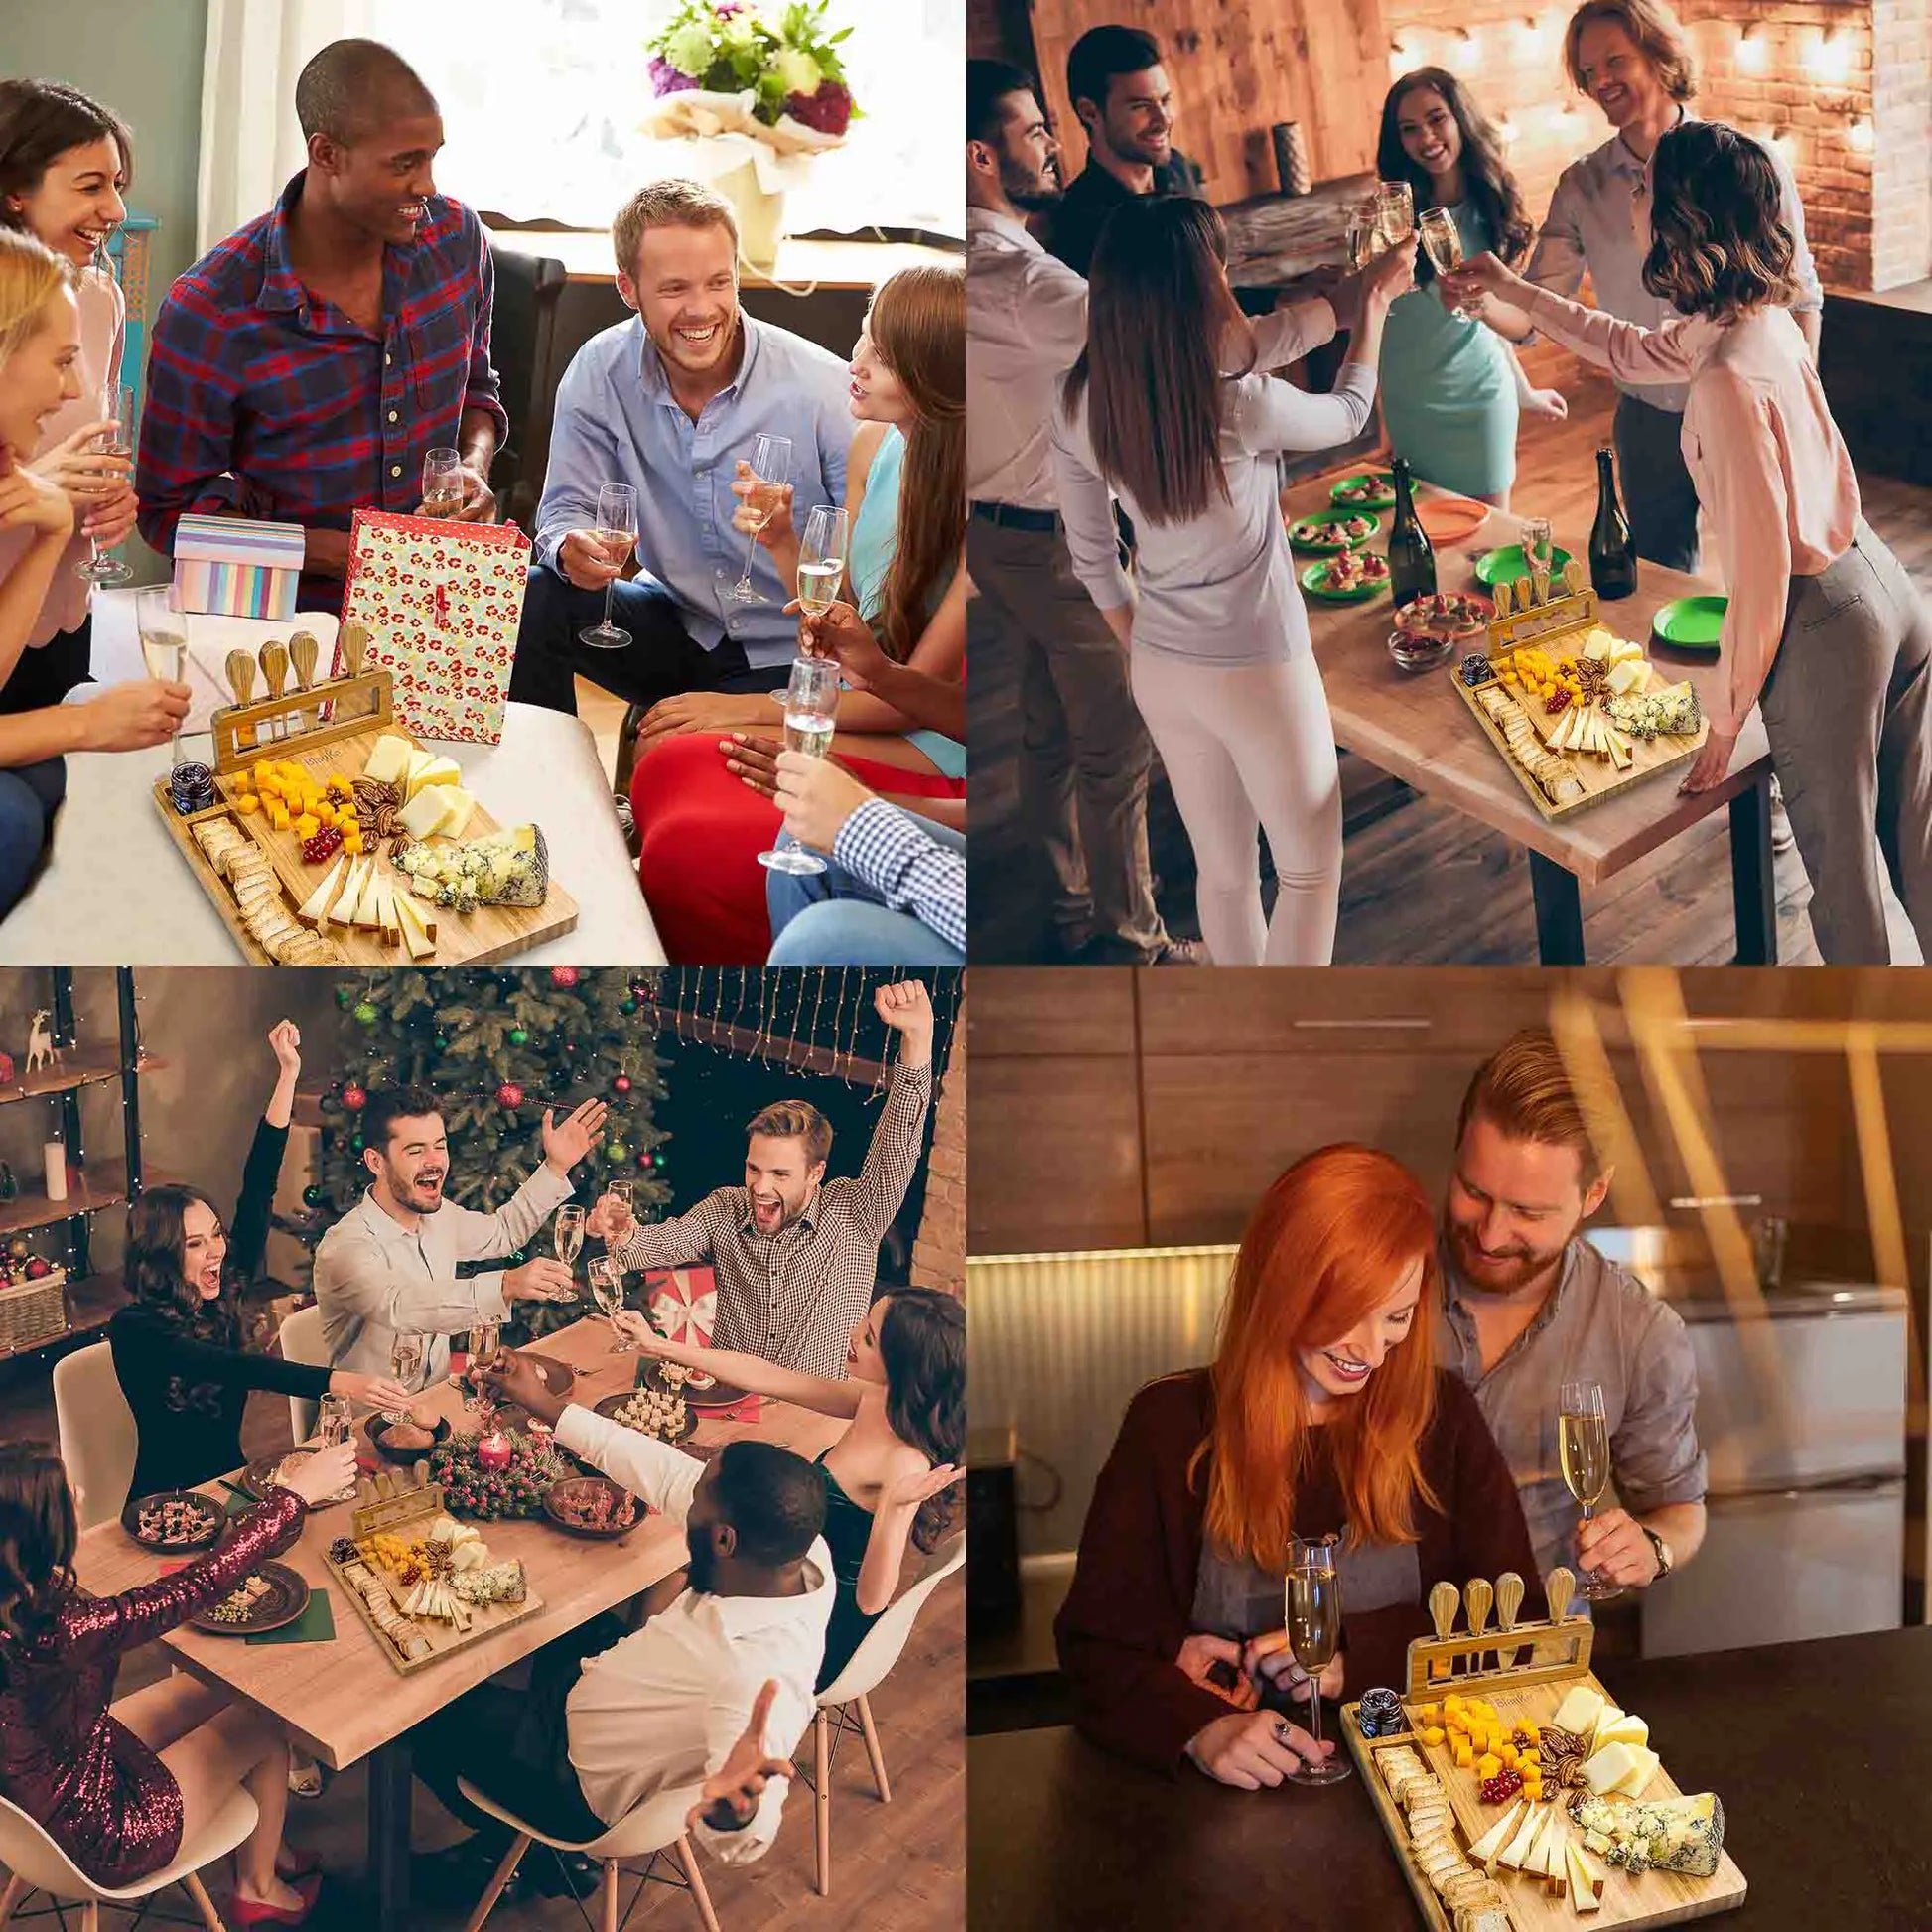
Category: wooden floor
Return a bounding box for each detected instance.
[970,370,1932,965]
[0,1362,964,1932]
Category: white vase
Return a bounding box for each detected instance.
[710,157,787,271]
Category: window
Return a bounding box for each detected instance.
[369,0,963,240]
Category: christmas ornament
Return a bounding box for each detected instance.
[342,1085,367,1112]
[24,1257,50,1280]
[435,1035,450,1052]
[606,1141,629,1164]
[303,1185,325,1208]
[652,1152,667,1169]
[0,1051,14,1086]
[7,1236,31,1260]
[550,966,580,988]
[336,987,353,1009]
[351,1135,364,1154]
[619,997,637,1016]
[497,1082,524,1109]
[636,1150,654,1169]
[613,1074,631,1094]
[508,1028,529,1047]
[0,1162,17,1202]
[353,1001,379,1027]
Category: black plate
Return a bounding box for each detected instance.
[637,1362,750,1411]
[122,1489,225,1554]
[594,1389,699,1444]
[189,1560,311,1636]
[542,1476,643,1540]
[366,1413,453,1464]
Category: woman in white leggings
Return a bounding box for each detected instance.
[1050,196,1416,965]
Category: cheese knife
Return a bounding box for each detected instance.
[1545,1565,1576,1625]
[288,629,320,732]
[258,639,289,742]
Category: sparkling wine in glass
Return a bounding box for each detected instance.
[554,1203,586,1276]
[795,505,849,622]
[1561,1380,1622,1601]
[1285,1533,1352,1785]
[316,1393,358,1501]
[1375,180,1415,250]
[1521,515,1555,606]
[134,586,189,766]
[726,433,793,606]
[74,381,134,586]
[468,1318,502,1422]
[1419,207,1474,317]
[590,1256,634,1352]
[758,652,841,876]
[579,482,640,649]
[385,1331,425,1423]
[1342,201,1379,271]
[420,446,464,519]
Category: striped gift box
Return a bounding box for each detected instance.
[172,514,307,620]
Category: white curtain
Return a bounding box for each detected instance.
[196,0,376,256]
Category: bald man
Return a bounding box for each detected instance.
[138,40,504,610]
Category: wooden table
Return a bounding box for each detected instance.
[486,225,959,291]
[968,1625,1932,1928]
[73,1316,842,1930]
[1283,470,1777,964]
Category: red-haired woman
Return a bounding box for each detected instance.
[1056,1144,1536,1785]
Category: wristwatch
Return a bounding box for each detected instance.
[1641,1526,1673,1579]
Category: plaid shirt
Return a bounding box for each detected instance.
[833,800,966,954]
[611,1058,933,1377]
[136,171,506,605]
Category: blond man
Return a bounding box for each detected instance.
[508,176,853,717]
[1437,1028,1708,1591]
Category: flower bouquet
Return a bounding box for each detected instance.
[431,1429,574,1523]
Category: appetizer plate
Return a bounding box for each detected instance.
[542,1475,644,1541]
[1475,543,1576,590]
[189,1560,311,1636]
[1289,507,1382,553]
[366,1413,453,1464]
[243,1448,323,1510]
[638,1362,752,1411]
[594,1389,700,1444]
[1650,595,1726,656]
[1416,495,1491,546]
[1302,557,1391,604]
[122,1489,224,1554]
[1329,471,1397,510]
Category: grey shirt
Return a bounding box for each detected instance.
[1524,108,1822,413]
[1437,1234,1707,1583]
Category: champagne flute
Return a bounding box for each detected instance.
[554,1203,586,1284]
[1521,515,1555,606]
[726,433,793,605]
[579,482,640,649]
[1560,1380,1622,1601]
[1374,180,1415,251]
[316,1393,358,1502]
[1342,200,1379,271]
[73,381,134,586]
[385,1331,426,1424]
[134,586,189,767]
[420,446,464,519]
[795,505,849,628]
[1418,206,1474,317]
[758,652,841,876]
[589,1257,634,1352]
[468,1318,502,1422]
[1284,1533,1352,1785]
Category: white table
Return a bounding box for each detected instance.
[0,595,664,964]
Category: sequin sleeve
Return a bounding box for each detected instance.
[57,1487,304,1666]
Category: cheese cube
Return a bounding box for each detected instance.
[363,734,415,786]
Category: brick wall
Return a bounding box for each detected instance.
[1872,0,1932,287]
[911,1005,966,1296]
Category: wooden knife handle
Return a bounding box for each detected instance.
[223,649,256,706]
[1545,1566,1576,1625]
[340,621,370,677]
[288,630,319,691]
[1464,1577,1493,1641]
[1427,1578,1460,1642]
[259,639,289,698]
[1494,1571,1524,1632]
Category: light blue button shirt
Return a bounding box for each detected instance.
[533,313,854,671]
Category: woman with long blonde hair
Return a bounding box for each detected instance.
[634,261,968,961]
[1057,1144,1535,1784]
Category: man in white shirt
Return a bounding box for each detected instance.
[967,58,1176,967]
[312,1085,601,1383]
[412,1348,833,1897]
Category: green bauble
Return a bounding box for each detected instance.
[352,1001,379,1027]
[336,987,354,1009]
[435,1035,450,1051]
[606,1141,629,1164]
[303,1184,325,1208]
[619,997,637,1016]
[508,1027,529,1047]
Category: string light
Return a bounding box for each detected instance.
[1809,23,1852,86]
[1446,27,1480,74]
[1736,22,1769,75]
[1847,114,1874,155]
[1389,35,1413,83]
[1497,114,1521,148]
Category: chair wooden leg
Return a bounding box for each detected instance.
[814,1705,832,1897]
[856,1692,893,1804]
[461,1832,533,1932]
[0,1873,27,1929]
[602,1859,621,1932]
[80,1905,99,1932]
[673,1836,720,1932]
[181,1871,228,1932]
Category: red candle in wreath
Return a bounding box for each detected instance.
[476,1430,513,1473]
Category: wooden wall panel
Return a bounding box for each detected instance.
[966,965,1137,1057]
[1026,0,1389,203]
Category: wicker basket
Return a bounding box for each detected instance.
[0,1268,70,1353]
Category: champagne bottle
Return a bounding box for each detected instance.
[1386,456,1436,610]
[1588,443,1638,600]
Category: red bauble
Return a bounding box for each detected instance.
[636,1149,654,1169]
[342,1085,368,1112]
[0,1052,14,1086]
[24,1257,50,1279]
[613,1074,631,1094]
[549,966,581,988]
[497,1082,524,1109]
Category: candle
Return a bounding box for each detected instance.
[42,1142,66,1203]
[476,1430,513,1472]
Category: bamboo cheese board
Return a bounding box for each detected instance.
[1450,577,1708,823]
[153,628,576,965]
[321,1464,542,1676]
[1341,1570,1746,1931]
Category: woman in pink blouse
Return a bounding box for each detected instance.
[1446,120,1932,966]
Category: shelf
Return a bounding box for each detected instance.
[0,1161,175,1239]
[0,1049,161,1107]
[0,1270,128,1364]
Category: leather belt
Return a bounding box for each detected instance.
[970,500,1059,534]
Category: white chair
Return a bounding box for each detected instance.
[805,1534,965,1897]
[451,1780,719,1932]
[0,1784,257,1931]
[51,1341,137,1530]
[277,1302,331,1447]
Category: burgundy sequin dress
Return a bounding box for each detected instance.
[0,1486,303,1886]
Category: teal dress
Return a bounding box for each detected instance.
[847,425,966,781]
[815,1452,883,1692]
[1378,201,1519,500]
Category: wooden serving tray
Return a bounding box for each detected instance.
[1342,1668,1747,1929]
[153,720,578,965]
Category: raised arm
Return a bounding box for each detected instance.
[613,1319,863,1418]
[855,1457,962,1614]
[548,1398,705,1522]
[847,986,935,1236]
[313,1216,516,1339]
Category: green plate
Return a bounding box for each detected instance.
[1651,594,1726,655]
[1289,508,1382,554]
[1301,559,1389,605]
[1475,543,1575,589]
[1329,471,1397,511]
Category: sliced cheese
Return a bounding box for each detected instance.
[322,856,365,932]
[1608,634,1646,665]
[1566,1840,1604,1912]
[1595,1712,1649,1752]
[1581,1739,1646,1796]
[363,733,415,786]
[1606,656,1650,696]
[397,784,457,841]
[1466,1798,1525,1868]
[1608,733,1634,773]
[432,783,476,838]
[404,750,462,801]
[1551,1684,1605,1737]
[375,873,400,942]
[352,862,384,928]
[1589,1703,1626,1755]
[297,854,347,927]
[1611,1745,1661,1798]
[1499,1802,1543,1870]
[394,888,437,961]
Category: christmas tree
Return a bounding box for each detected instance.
[314,970,670,1333]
